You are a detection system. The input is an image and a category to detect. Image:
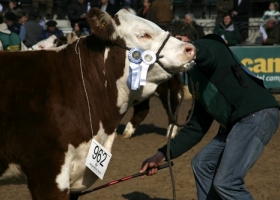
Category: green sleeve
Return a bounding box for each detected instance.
[158,100,214,160]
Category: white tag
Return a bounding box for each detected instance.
[139,62,150,86]
[130,62,141,90]
[85,139,112,180]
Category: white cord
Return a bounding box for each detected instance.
[75,39,94,138]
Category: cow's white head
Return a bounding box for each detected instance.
[87,8,196,112]
[87,8,196,73]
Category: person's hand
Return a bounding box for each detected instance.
[140,151,166,178]
[232,11,238,16]
[224,39,228,44]
[80,14,86,18]
[263,39,267,43]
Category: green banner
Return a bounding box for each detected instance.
[230,46,280,89]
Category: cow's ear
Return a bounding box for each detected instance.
[87,8,115,40]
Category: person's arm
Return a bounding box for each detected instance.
[158,101,214,160]
[262,11,269,20]
[140,101,214,174]
[19,24,26,42]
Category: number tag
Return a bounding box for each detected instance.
[85,139,112,180]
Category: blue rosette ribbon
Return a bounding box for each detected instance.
[127,47,143,90]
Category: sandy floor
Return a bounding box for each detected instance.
[0,96,280,200]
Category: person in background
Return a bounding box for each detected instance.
[262,2,280,22]
[4,12,21,34]
[67,21,85,44]
[185,13,205,38]
[56,0,70,19]
[151,0,173,30]
[6,0,22,16]
[32,0,53,20]
[262,17,279,45]
[67,0,88,31]
[17,11,27,41]
[232,0,250,43]
[0,13,25,51]
[213,13,241,46]
[17,11,27,25]
[40,20,64,40]
[137,0,157,23]
[215,0,234,24]
[98,0,118,17]
[22,11,43,48]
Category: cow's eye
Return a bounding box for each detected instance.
[139,33,152,39]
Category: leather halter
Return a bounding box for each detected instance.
[113,33,172,75]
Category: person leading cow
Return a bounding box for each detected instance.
[140,32,280,199]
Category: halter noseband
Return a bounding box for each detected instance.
[113,33,172,75]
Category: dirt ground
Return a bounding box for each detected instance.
[0,96,280,200]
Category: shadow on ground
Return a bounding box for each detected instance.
[116,124,167,138]
[122,191,171,200]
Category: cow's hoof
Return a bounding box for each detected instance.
[123,122,135,139]
[166,124,178,139]
[123,132,132,138]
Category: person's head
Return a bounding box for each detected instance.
[185,13,196,25]
[269,2,279,11]
[74,22,83,32]
[222,13,232,26]
[167,19,198,42]
[46,20,57,33]
[101,0,108,5]
[143,0,152,8]
[4,12,16,26]
[9,0,18,9]
[266,17,277,29]
[17,11,27,24]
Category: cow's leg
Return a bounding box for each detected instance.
[157,79,180,139]
[123,98,150,138]
[27,175,69,200]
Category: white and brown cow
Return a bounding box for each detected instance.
[0,8,196,199]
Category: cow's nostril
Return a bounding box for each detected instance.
[185,47,193,53]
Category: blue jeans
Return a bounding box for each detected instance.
[191,108,279,200]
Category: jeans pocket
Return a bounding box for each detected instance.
[255,109,279,145]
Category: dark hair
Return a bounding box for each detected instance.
[75,21,84,31]
[0,13,3,24]
[17,11,27,18]
[167,19,198,41]
[222,12,233,20]
[271,2,279,11]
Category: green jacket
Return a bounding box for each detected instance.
[0,32,21,51]
[213,23,241,46]
[159,35,280,159]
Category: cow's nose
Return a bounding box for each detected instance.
[185,43,196,58]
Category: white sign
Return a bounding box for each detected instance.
[85,139,112,180]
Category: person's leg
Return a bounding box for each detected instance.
[213,108,279,200]
[191,126,227,200]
